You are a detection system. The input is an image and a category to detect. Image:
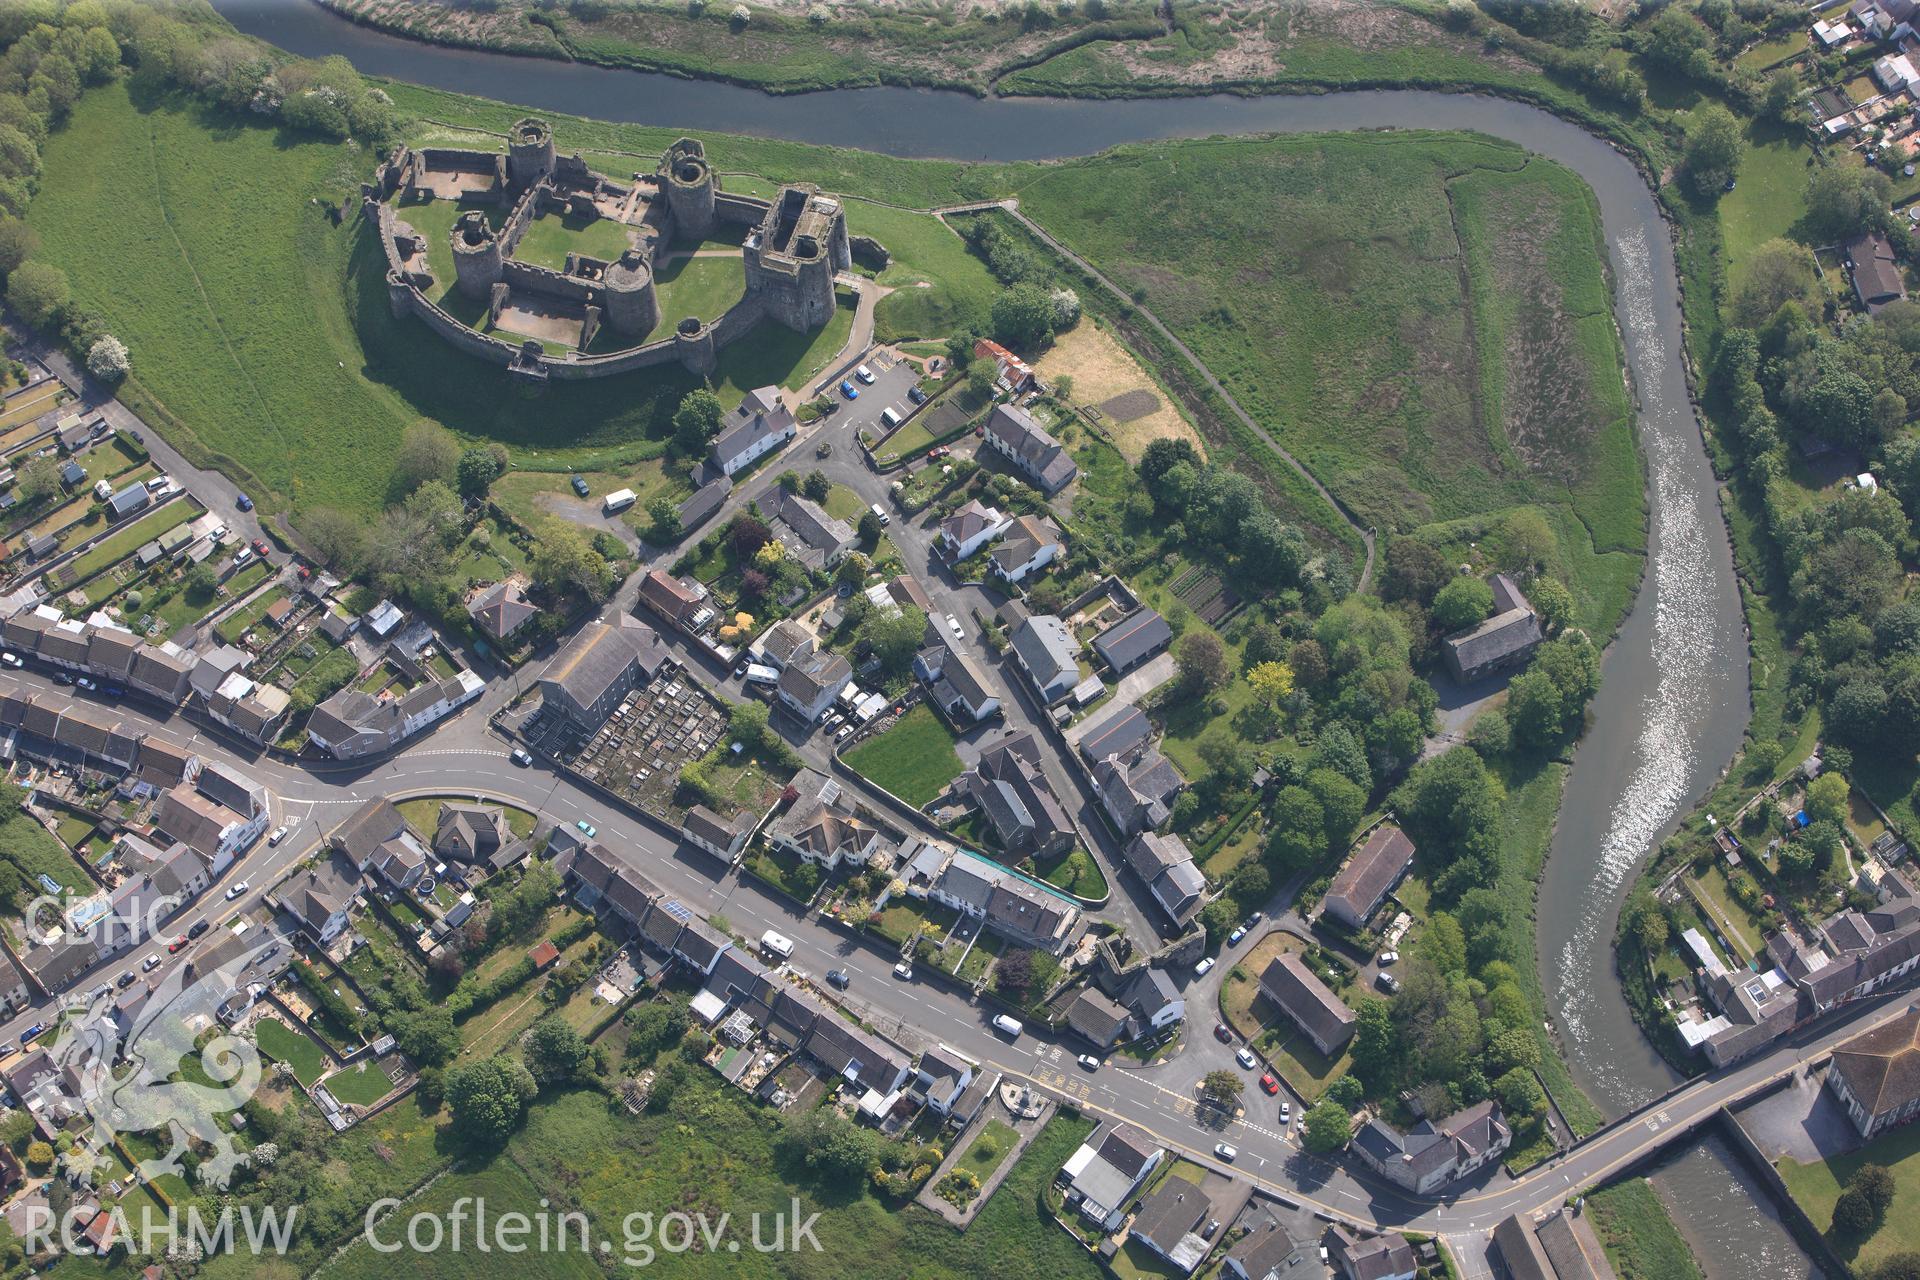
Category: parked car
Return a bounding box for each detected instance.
[576,819,597,838]
[855,364,876,384]
[510,747,532,767]
[1376,971,1402,994]
[1377,950,1399,966]
[1213,1022,1233,1044]
[1259,1072,1279,1095]
[840,380,859,400]
[224,881,249,900]
[1213,1143,1238,1163]
[76,677,96,691]
[0,653,19,668]
[908,386,927,404]
[826,969,851,990]
[1227,926,1247,946]
[1077,1054,1100,1072]
[893,962,914,980]
[267,826,287,846]
[1236,1047,1257,1070]
[142,954,162,972]
[51,672,72,686]
[235,493,253,512]
[19,1023,45,1045]
[116,971,136,989]
[1280,1101,1291,1123]
[209,524,228,542]
[1245,911,1264,927]
[251,538,271,558]
[167,935,188,954]
[571,475,590,497]
[187,919,210,939]
[991,1014,1024,1039]
[1194,957,1216,977]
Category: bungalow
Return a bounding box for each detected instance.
[981,402,1077,495]
[1006,614,1082,703]
[106,486,151,520]
[434,801,527,873]
[938,499,1009,561]
[1848,230,1907,313]
[1323,824,1417,930]
[466,577,537,644]
[681,805,754,863]
[1060,1122,1163,1231]
[710,386,797,477]
[1092,608,1171,676]
[989,513,1064,585]
[1129,1178,1213,1275]
[766,771,881,870]
[1258,953,1356,1056]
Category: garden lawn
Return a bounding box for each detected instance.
[1719,124,1815,274]
[842,705,964,806]
[1777,1119,1920,1272]
[254,1018,328,1087]
[61,501,198,584]
[325,1060,398,1107]
[957,1118,1020,1181]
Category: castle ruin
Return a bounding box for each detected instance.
[362,124,860,385]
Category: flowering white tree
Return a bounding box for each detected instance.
[86,335,129,382]
[1049,288,1082,330]
[731,4,751,26]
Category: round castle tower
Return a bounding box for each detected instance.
[674,317,716,377]
[601,248,661,338]
[660,138,717,243]
[507,117,556,188]
[450,210,504,301]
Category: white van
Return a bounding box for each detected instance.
[880,406,901,429]
[992,1014,1024,1039]
[761,930,795,960]
[870,503,890,527]
[602,488,637,514]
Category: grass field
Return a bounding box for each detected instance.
[650,253,747,339]
[1014,133,1643,588]
[512,209,636,272]
[254,1017,328,1087]
[1720,124,1816,273]
[321,1164,603,1280]
[841,705,964,806]
[1777,1116,1920,1271]
[1587,1178,1707,1280]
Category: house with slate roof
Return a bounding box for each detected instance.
[981,402,1077,494]
[1828,1007,1920,1138]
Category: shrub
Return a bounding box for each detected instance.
[84,334,127,382]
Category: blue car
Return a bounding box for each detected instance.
[235,492,253,512]
[20,1023,45,1045]
[576,819,598,838]
[840,380,859,400]
[571,475,590,497]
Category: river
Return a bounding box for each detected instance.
[212,1,1801,1272]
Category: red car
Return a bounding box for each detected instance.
[1213,1022,1233,1044]
[251,539,271,558]
[166,934,189,954]
[1259,1072,1279,1096]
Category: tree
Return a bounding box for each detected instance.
[84,334,127,382]
[1174,630,1229,697]
[523,1016,593,1087]
[455,445,506,500]
[1327,1075,1365,1109]
[1049,287,1081,330]
[1806,771,1850,826]
[623,1000,690,1065]
[1625,890,1670,955]
[299,505,368,574]
[1806,163,1892,244]
[531,523,614,601]
[1306,768,1365,848]
[647,495,681,543]
[5,259,66,329]
[966,359,999,402]
[1200,1069,1244,1108]
[857,508,882,544]
[1869,1253,1920,1280]
[392,421,459,493]
[801,469,831,502]
[1526,577,1574,635]
[1852,1164,1898,1218]
[673,387,724,453]
[0,216,36,274]
[23,1141,50,1170]
[1682,103,1743,198]
[1351,996,1399,1090]
[1641,5,1709,72]
[857,605,925,676]
[1834,1187,1877,1236]
[1497,510,1554,576]
[1431,577,1493,632]
[785,1108,881,1181]
[1303,1101,1352,1153]
[1493,1067,1545,1119]
[1731,239,1820,328]
[390,1006,458,1066]
[728,514,772,559]
[1266,785,1326,868]
[991,282,1055,351]
[14,454,57,504]
[1248,661,1294,706]
[1762,67,1803,123]
[444,1056,537,1146]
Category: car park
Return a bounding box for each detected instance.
[1194,957,1216,977]
[1259,1072,1279,1095]
[224,880,250,900]
[840,380,859,399]
[855,365,875,384]
[1077,1054,1100,1071]
[826,969,851,990]
[576,819,597,838]
[1236,1047,1257,1070]
[1214,1143,1237,1163]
